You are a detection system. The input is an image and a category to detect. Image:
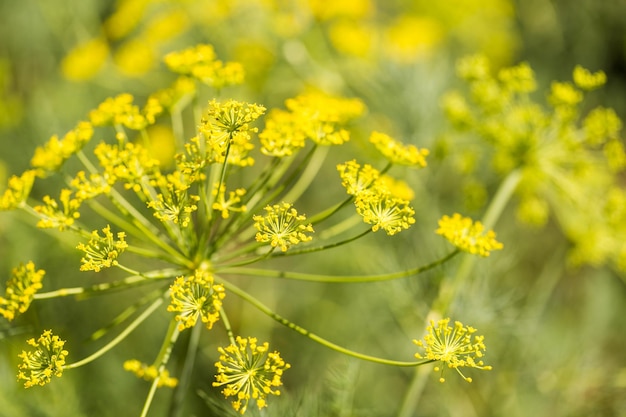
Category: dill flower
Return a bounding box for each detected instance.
[33,189,81,231]
[355,191,415,235]
[148,177,200,228]
[17,330,68,388]
[212,183,247,219]
[436,213,503,256]
[369,131,429,167]
[89,93,149,130]
[253,203,314,252]
[200,99,266,165]
[76,225,128,272]
[213,336,290,414]
[259,109,306,157]
[164,44,244,89]
[167,269,226,331]
[94,141,162,192]
[0,169,36,210]
[413,318,491,383]
[123,359,178,388]
[30,121,94,175]
[0,262,45,321]
[337,160,380,196]
[573,65,606,91]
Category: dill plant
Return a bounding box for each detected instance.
[0,44,500,415]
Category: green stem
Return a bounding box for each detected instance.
[220,280,431,367]
[64,297,164,370]
[140,319,181,417]
[270,228,372,257]
[219,250,459,283]
[169,322,203,417]
[219,307,237,345]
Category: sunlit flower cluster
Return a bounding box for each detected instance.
[414,318,491,383]
[253,203,314,252]
[0,262,45,321]
[77,225,128,272]
[168,269,226,331]
[213,336,291,414]
[123,359,179,388]
[436,213,503,256]
[164,44,244,89]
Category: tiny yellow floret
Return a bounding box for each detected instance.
[436,213,503,256]
[17,330,68,388]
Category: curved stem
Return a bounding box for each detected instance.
[220,279,431,367]
[64,297,164,370]
[219,250,459,283]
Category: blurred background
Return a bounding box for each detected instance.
[1,0,625,416]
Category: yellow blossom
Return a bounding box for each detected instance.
[337,160,380,196]
[213,336,290,414]
[436,213,503,256]
[259,109,306,157]
[212,183,247,219]
[0,169,36,210]
[253,203,314,252]
[33,189,81,231]
[369,131,429,167]
[94,141,162,192]
[148,176,200,228]
[31,121,94,175]
[573,65,606,90]
[17,330,68,388]
[167,269,225,331]
[413,318,491,383]
[77,225,128,272]
[354,191,415,235]
[61,37,109,81]
[89,93,148,130]
[123,359,178,388]
[0,262,45,321]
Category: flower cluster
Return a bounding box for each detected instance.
[168,269,226,331]
[441,55,625,270]
[414,318,491,383]
[213,336,291,414]
[164,44,244,89]
[17,330,68,388]
[123,359,179,388]
[253,203,314,252]
[436,213,503,256]
[77,225,128,272]
[0,262,45,321]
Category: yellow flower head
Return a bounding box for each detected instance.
[573,65,606,91]
[164,44,245,89]
[148,175,200,228]
[259,109,307,157]
[167,269,225,331]
[0,169,36,211]
[123,359,178,388]
[200,99,265,165]
[369,131,429,167]
[212,183,247,219]
[89,93,148,130]
[436,213,503,256]
[355,191,415,235]
[285,91,365,145]
[413,318,491,383]
[94,142,162,192]
[31,121,94,175]
[0,262,45,321]
[76,225,128,272]
[213,336,290,414]
[17,330,68,388]
[253,203,314,252]
[33,189,81,231]
[337,160,380,196]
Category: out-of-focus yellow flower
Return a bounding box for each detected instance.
[61,37,109,81]
[573,65,606,91]
[436,213,503,256]
[369,131,429,167]
[123,359,178,388]
[328,20,374,58]
[384,15,444,64]
[0,170,36,211]
[0,262,45,321]
[114,38,157,77]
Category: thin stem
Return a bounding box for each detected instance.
[64,297,164,370]
[220,280,431,367]
[140,319,181,417]
[270,228,372,257]
[219,307,237,345]
[169,322,203,417]
[219,250,459,283]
